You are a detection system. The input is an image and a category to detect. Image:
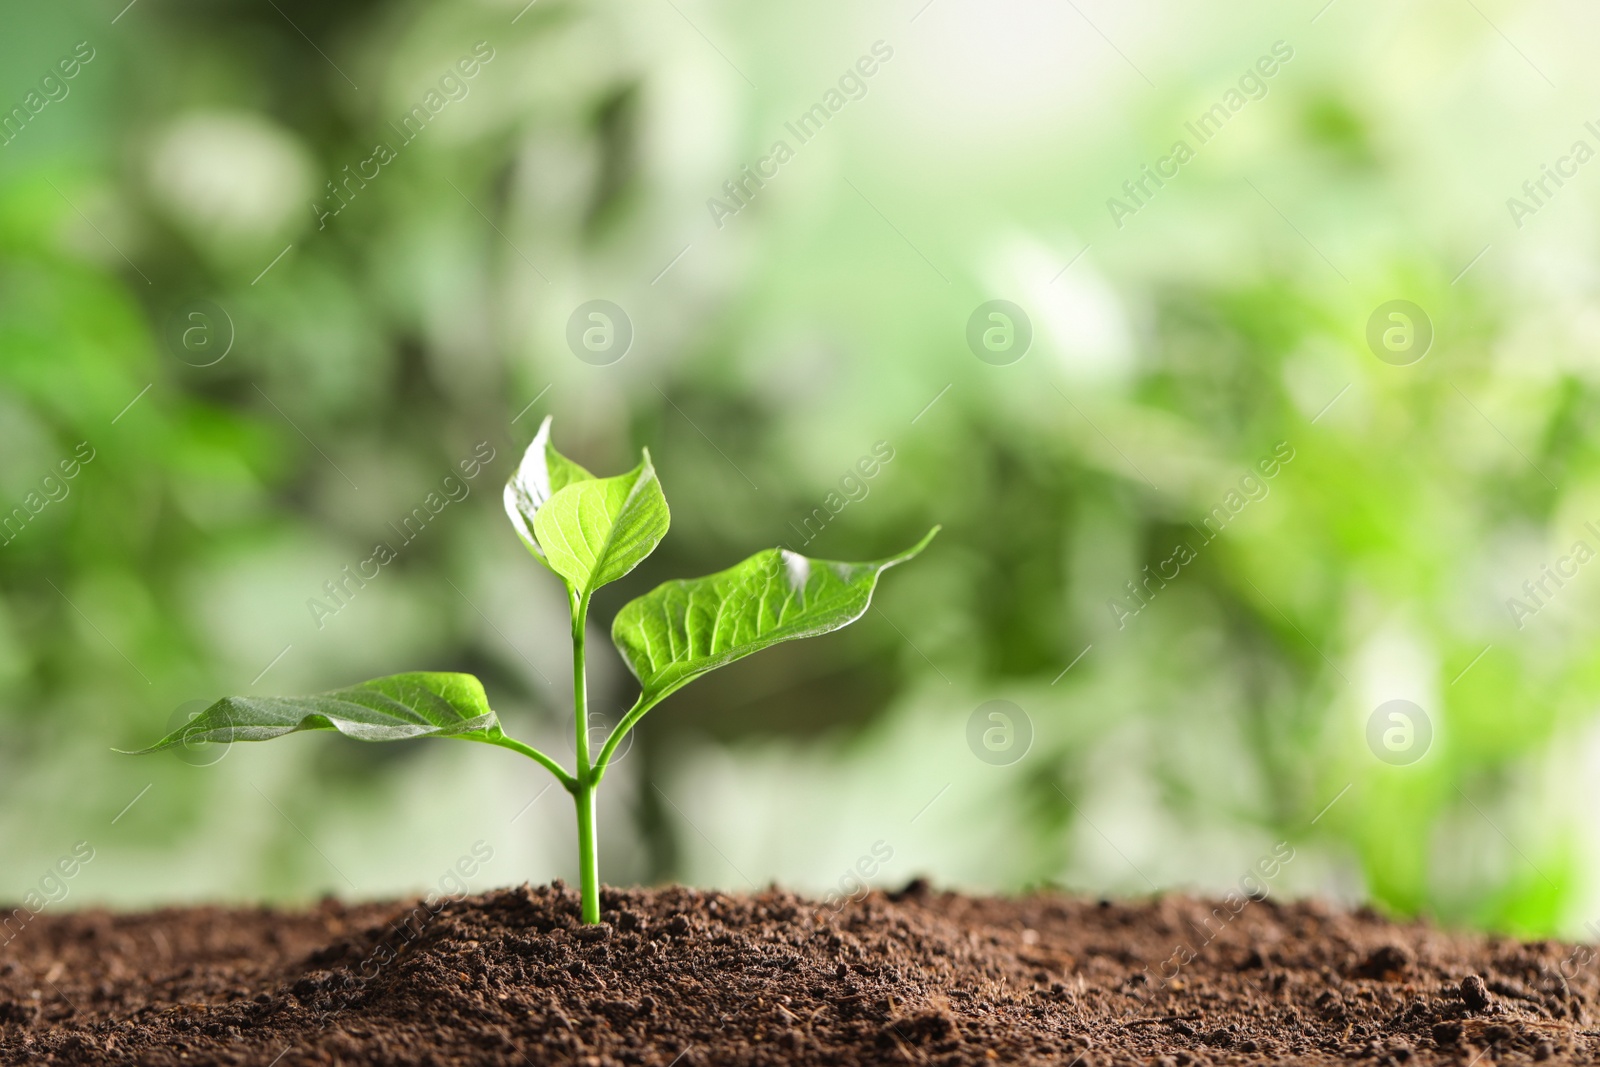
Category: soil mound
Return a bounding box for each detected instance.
[1,882,1592,1064]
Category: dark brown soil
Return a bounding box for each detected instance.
[1,881,1596,1065]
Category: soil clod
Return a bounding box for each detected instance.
[1461,973,1493,1012]
[1355,944,1412,980]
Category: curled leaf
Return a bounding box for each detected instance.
[533,451,670,597]
[503,416,595,565]
[125,672,506,751]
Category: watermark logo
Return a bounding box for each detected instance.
[0,441,97,549]
[1365,300,1432,366]
[966,300,1031,366]
[1108,441,1295,630]
[1135,841,1294,997]
[1366,699,1432,765]
[567,300,632,365]
[783,440,895,549]
[1505,523,1600,629]
[165,699,233,767]
[1505,121,1600,230]
[304,841,494,1022]
[706,40,894,229]
[164,299,234,367]
[0,41,96,149]
[306,442,495,630]
[814,839,895,917]
[569,717,634,768]
[967,699,1032,766]
[312,43,495,230]
[1106,40,1294,229]
[0,841,95,948]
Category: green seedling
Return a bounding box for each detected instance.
[131,418,936,923]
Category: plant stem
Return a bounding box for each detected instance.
[570,591,601,924]
[591,693,651,786]
[573,777,600,924]
[490,735,576,793]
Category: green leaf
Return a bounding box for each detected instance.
[532,451,670,597]
[503,415,596,566]
[611,527,937,707]
[124,672,507,752]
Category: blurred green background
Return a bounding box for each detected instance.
[3,0,1596,937]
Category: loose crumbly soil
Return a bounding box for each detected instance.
[2,881,1596,1065]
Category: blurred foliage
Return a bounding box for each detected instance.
[2,0,1598,937]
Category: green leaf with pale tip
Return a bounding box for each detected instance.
[123,672,507,753]
[533,451,670,598]
[611,527,938,707]
[503,415,596,567]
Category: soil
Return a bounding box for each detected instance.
[1,881,1596,1065]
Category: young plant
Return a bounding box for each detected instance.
[131,418,936,924]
